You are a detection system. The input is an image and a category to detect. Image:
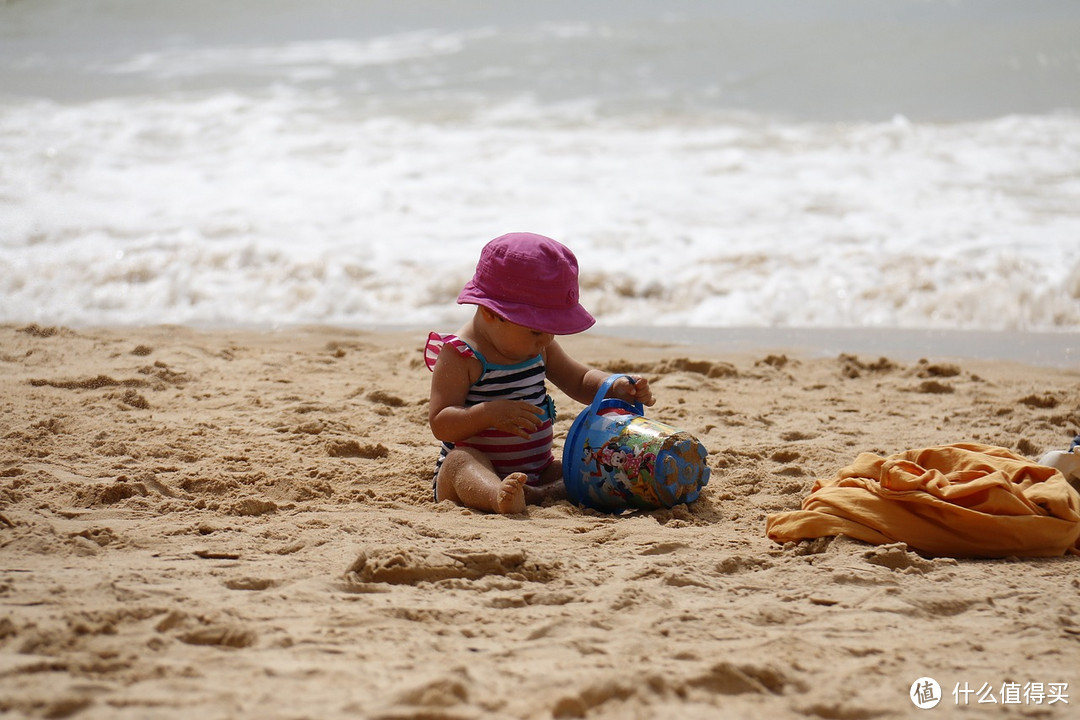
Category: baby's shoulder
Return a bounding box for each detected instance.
[425,332,482,375]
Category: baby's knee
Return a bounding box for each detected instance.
[435,451,468,503]
[435,448,490,498]
[440,447,486,476]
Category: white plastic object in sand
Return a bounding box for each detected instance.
[1039,448,1080,483]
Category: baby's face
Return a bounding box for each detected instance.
[491,317,554,361]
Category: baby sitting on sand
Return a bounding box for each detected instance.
[425,232,653,514]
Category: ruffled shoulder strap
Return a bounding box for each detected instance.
[424,332,477,372]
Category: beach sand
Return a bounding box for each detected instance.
[1,323,1078,719]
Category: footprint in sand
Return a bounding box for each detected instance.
[686,661,798,696]
[1019,393,1059,409]
[345,547,557,585]
[770,449,801,463]
[915,360,961,378]
[912,380,954,394]
[157,610,257,648]
[178,624,257,648]
[224,577,279,591]
[326,439,389,459]
[837,353,900,379]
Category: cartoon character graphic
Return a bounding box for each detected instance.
[579,429,664,509]
[564,390,710,512]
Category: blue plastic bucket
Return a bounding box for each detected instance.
[562,374,711,513]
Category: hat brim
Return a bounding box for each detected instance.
[458,284,595,336]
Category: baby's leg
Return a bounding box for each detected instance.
[436,447,526,514]
[524,460,567,505]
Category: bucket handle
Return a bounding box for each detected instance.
[585,373,643,418]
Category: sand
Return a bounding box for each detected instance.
[1,322,1078,719]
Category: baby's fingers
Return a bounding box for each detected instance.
[515,402,544,430]
[634,382,656,407]
[494,401,543,438]
[624,376,655,406]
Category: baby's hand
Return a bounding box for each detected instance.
[612,375,655,407]
[483,400,544,439]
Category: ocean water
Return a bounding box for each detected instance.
[2,0,1079,332]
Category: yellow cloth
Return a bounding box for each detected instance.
[765,443,1080,558]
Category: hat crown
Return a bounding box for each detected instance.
[473,233,580,309]
[457,232,595,335]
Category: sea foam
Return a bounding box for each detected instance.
[2,1,1078,330]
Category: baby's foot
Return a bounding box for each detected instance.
[495,473,527,514]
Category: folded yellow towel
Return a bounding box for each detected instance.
[765,443,1080,558]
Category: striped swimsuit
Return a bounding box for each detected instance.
[425,332,556,490]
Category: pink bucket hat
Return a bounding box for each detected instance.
[458,232,595,335]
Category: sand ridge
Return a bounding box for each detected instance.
[1,323,1078,719]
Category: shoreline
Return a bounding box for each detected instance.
[16,322,1078,367]
[593,325,1080,369]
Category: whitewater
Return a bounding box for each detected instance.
[2,0,1079,332]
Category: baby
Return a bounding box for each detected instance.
[425,232,654,513]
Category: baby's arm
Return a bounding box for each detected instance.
[545,340,655,407]
[429,346,544,441]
